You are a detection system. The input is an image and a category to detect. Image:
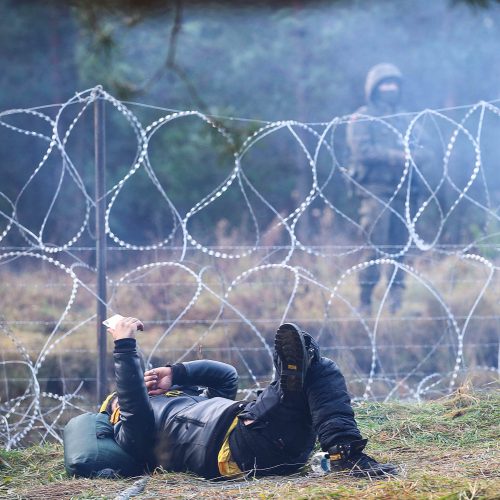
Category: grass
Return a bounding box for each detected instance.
[1,389,499,499]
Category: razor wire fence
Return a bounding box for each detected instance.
[0,87,499,449]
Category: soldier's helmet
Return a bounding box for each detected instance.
[365,63,403,102]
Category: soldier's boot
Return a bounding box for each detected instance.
[274,323,318,395]
[328,439,398,478]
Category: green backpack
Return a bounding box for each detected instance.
[63,412,143,478]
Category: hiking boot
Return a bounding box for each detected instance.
[274,323,316,394]
[328,439,398,478]
[303,332,321,362]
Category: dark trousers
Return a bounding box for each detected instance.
[229,356,362,476]
[358,195,409,305]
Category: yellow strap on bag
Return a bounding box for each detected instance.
[110,407,121,424]
[99,391,117,413]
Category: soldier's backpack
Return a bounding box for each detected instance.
[63,412,143,478]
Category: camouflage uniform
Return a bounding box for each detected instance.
[347,63,414,313]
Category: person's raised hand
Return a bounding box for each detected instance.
[144,367,173,395]
[107,316,144,341]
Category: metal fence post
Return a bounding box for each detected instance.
[94,95,107,405]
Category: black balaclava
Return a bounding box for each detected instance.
[374,79,401,107]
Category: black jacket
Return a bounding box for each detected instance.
[112,339,246,479]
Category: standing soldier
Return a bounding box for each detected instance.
[347,63,421,315]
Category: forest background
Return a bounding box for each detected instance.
[2,0,500,244]
[0,0,500,405]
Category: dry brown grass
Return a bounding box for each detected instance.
[2,253,499,377]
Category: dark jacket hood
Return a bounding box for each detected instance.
[365,63,403,102]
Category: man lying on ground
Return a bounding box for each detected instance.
[95,316,398,478]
